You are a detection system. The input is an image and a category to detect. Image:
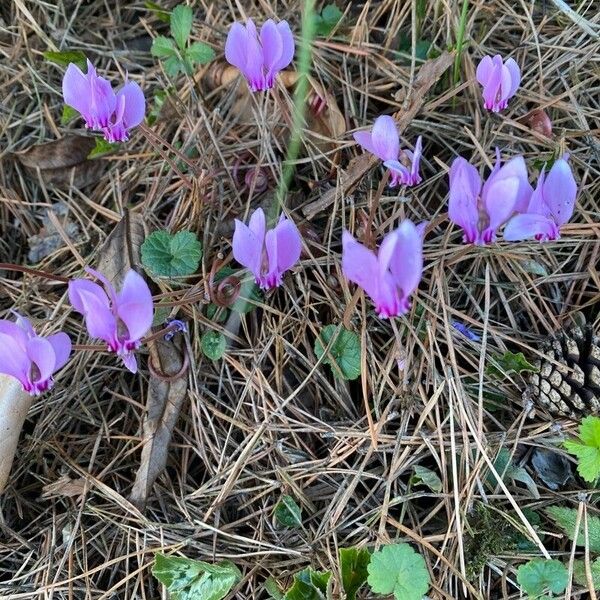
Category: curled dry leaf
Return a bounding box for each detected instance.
[96,212,189,510]
[41,474,87,499]
[0,374,34,495]
[204,63,346,156]
[14,135,107,189]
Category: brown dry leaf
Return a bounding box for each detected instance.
[302,50,455,219]
[96,212,189,511]
[14,135,107,189]
[129,335,188,510]
[41,475,87,499]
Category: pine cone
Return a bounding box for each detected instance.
[526,325,600,418]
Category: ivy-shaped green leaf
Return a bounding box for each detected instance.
[274,495,302,528]
[314,325,361,380]
[152,553,241,600]
[141,230,202,278]
[516,559,568,596]
[411,465,443,493]
[367,543,430,600]
[284,568,331,600]
[486,350,538,378]
[340,547,370,600]
[564,416,600,482]
[201,331,226,361]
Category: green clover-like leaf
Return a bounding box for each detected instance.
[314,325,361,380]
[367,543,430,600]
[516,559,568,596]
[141,230,202,278]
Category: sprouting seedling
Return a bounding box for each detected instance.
[151,4,215,77]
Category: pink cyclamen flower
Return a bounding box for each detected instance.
[0,314,71,396]
[68,268,153,373]
[353,115,422,187]
[476,54,520,112]
[62,59,145,143]
[342,220,423,318]
[504,156,577,242]
[225,19,295,92]
[232,207,302,289]
[448,149,533,244]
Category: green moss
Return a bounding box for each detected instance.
[464,503,517,581]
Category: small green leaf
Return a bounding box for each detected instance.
[186,42,215,65]
[274,495,302,528]
[564,416,600,482]
[314,4,343,37]
[411,465,443,493]
[141,230,202,278]
[314,325,361,380]
[61,104,79,125]
[339,547,370,600]
[367,543,430,600]
[489,447,539,498]
[151,35,177,58]
[170,4,193,50]
[152,553,242,600]
[573,558,600,588]
[87,137,119,158]
[284,568,331,600]
[545,506,600,552]
[516,559,568,596]
[145,1,170,22]
[486,350,538,379]
[520,259,549,277]
[201,331,226,361]
[265,576,284,600]
[152,304,171,327]
[44,49,87,70]
[164,55,185,76]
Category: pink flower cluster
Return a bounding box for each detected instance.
[449,151,577,244]
[0,269,154,396]
[4,23,577,397]
[63,60,145,143]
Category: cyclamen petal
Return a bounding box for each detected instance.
[232,208,302,290]
[355,116,424,188]
[342,221,424,319]
[448,151,532,245]
[503,155,577,242]
[225,19,295,92]
[62,59,145,143]
[476,54,520,112]
[69,268,153,372]
[0,316,71,396]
